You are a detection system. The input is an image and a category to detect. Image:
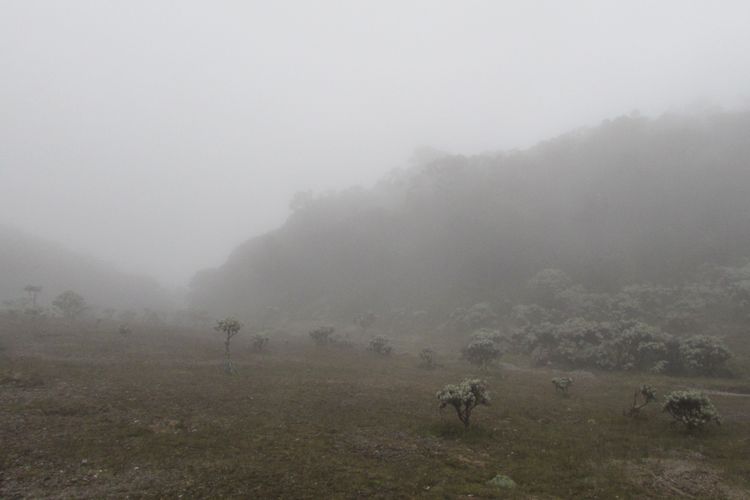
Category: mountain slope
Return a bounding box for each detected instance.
[189,112,750,320]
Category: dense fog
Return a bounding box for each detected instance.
[2,1,750,288]
[5,3,750,498]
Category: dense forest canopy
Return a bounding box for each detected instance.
[190,112,750,323]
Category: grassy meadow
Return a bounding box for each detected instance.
[1,320,749,498]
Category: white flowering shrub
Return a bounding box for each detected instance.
[215,318,242,374]
[251,334,269,352]
[309,326,335,346]
[663,390,721,430]
[419,348,436,369]
[625,384,657,417]
[551,376,573,395]
[462,335,502,369]
[367,335,392,355]
[436,378,490,428]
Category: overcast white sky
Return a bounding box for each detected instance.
[2,1,750,286]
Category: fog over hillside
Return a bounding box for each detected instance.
[2,1,750,286]
[0,225,173,311]
[188,111,750,320]
[5,3,750,498]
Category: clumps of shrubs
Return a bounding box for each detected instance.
[551,376,573,396]
[625,384,657,417]
[462,329,503,369]
[437,378,490,428]
[662,390,721,430]
[517,319,731,376]
[367,335,392,356]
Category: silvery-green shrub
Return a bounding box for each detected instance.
[663,390,721,430]
[436,378,490,428]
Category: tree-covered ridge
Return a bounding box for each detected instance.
[189,112,750,325]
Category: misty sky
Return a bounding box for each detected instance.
[2,1,750,286]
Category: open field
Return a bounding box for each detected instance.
[1,321,750,498]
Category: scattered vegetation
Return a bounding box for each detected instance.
[436,378,490,428]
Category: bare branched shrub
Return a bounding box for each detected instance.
[625,384,657,417]
[437,378,490,428]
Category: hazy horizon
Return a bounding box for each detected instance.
[3,1,750,286]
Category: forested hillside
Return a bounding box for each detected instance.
[189,112,750,324]
[0,225,172,312]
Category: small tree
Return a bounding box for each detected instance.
[552,376,574,396]
[215,318,242,374]
[367,335,392,355]
[463,337,501,369]
[663,390,721,430]
[437,378,490,428]
[251,333,269,352]
[419,348,436,369]
[118,325,131,336]
[309,326,335,346]
[53,290,86,320]
[625,384,657,417]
